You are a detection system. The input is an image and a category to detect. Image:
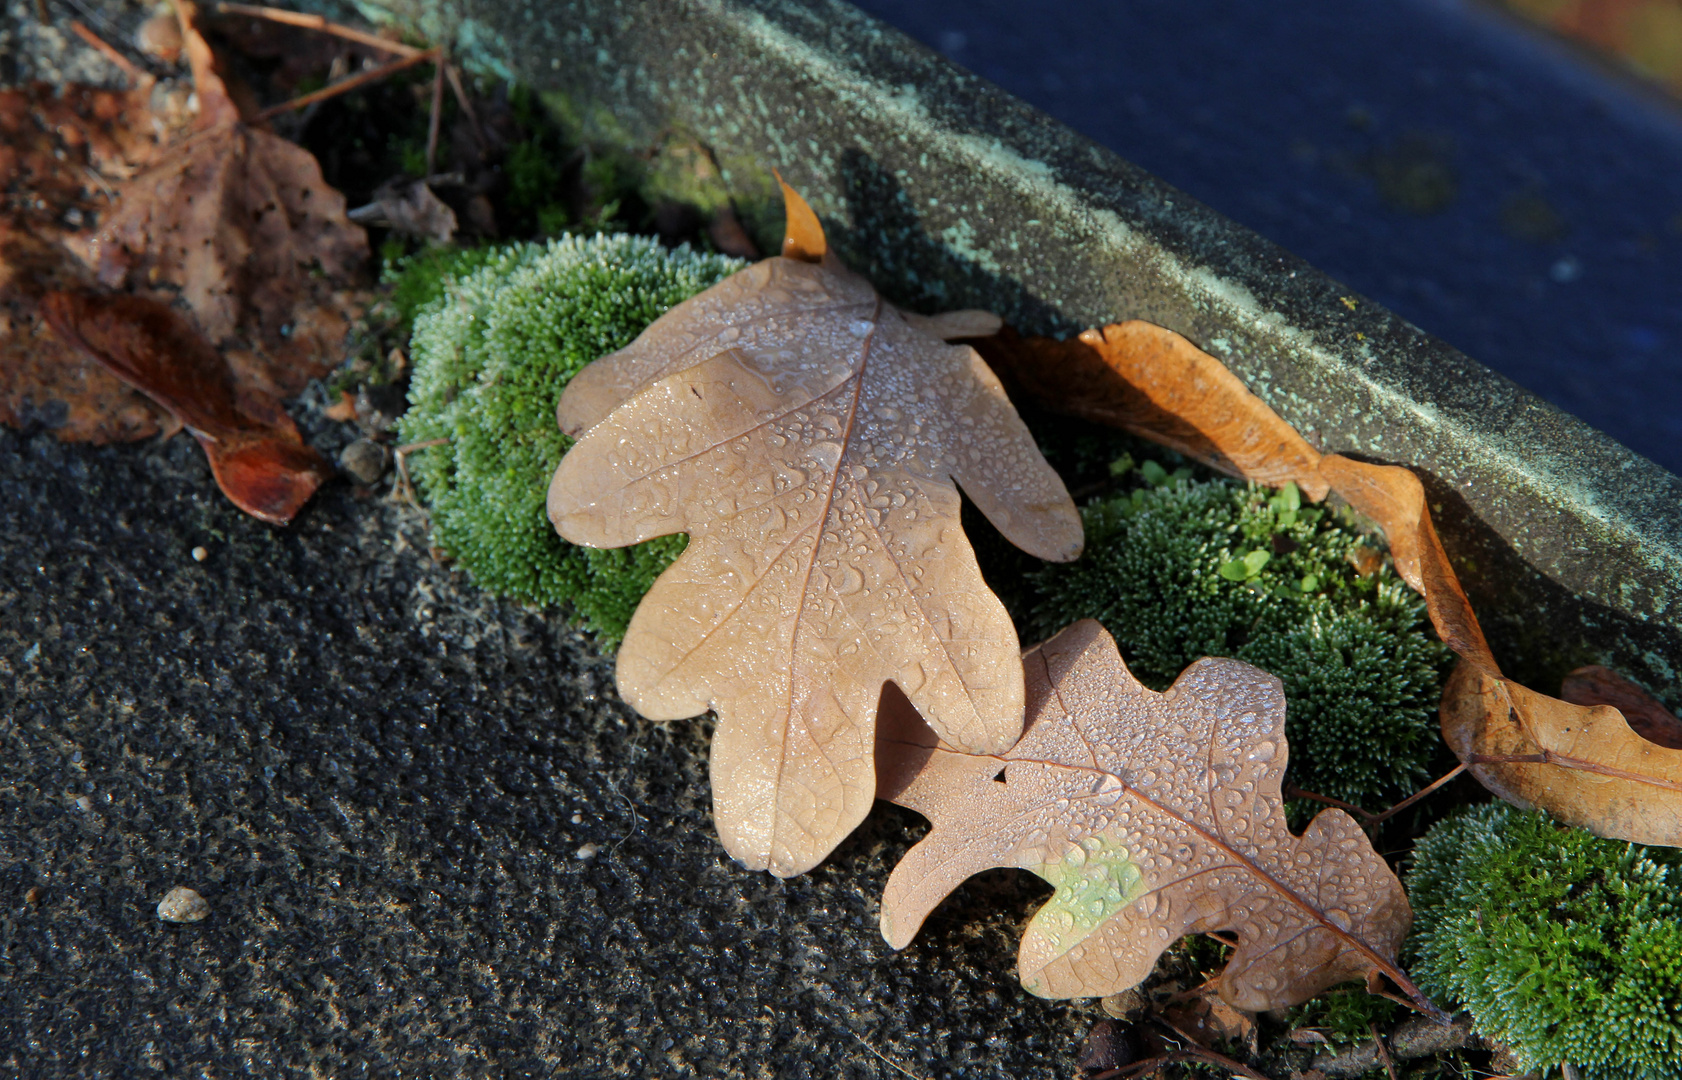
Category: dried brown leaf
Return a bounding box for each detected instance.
[977,320,1681,846]
[0,225,172,442]
[1441,660,1682,846]
[1560,665,1682,750]
[0,85,173,441]
[876,620,1418,1013]
[347,178,457,245]
[548,183,1083,876]
[973,321,1328,498]
[42,290,330,524]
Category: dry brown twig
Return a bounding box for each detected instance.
[254,47,441,121]
[69,20,150,85]
[215,3,423,56]
[1365,763,1468,827]
[1370,1021,1401,1080]
[423,52,444,175]
[392,437,449,507]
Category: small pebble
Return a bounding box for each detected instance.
[575,843,599,860]
[191,546,208,562]
[570,812,583,825]
[157,886,209,923]
[340,438,390,486]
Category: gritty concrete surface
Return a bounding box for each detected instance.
[0,420,1099,1078]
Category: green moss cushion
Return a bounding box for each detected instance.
[1409,804,1682,1079]
[396,234,744,643]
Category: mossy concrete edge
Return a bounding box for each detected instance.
[357,0,1681,693]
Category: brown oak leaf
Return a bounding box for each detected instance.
[1442,661,1682,847]
[549,180,1083,877]
[1560,664,1682,750]
[975,319,1682,847]
[79,0,366,400]
[876,620,1420,1013]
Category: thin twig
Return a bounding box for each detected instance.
[215,3,423,56]
[1282,782,1375,823]
[423,51,444,176]
[839,1026,925,1080]
[1366,763,1467,826]
[392,437,448,507]
[1149,1015,1273,1080]
[443,63,486,152]
[254,48,440,122]
[1370,1021,1401,1080]
[69,19,149,86]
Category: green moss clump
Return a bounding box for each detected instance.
[1028,469,1451,810]
[396,233,744,642]
[1285,983,1401,1049]
[1408,804,1682,1079]
[383,244,501,333]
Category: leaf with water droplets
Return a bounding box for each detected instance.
[973,319,1682,848]
[876,619,1420,1013]
[548,180,1083,877]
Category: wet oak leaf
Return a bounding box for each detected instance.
[975,318,1680,847]
[876,620,1417,1013]
[549,180,1082,877]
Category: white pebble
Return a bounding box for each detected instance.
[575,843,599,860]
[157,886,209,923]
[191,546,208,562]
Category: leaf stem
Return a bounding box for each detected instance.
[1365,763,1467,827]
[1282,781,1375,822]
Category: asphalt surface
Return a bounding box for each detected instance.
[853,0,1682,478]
[0,419,1103,1079]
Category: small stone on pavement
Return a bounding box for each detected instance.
[157,886,210,923]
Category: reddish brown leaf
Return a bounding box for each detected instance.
[1561,665,1682,750]
[775,173,826,263]
[0,85,173,442]
[41,290,330,524]
[977,320,1681,847]
[877,620,1419,1013]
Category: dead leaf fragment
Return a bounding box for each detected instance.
[42,290,331,524]
[1561,665,1682,750]
[977,319,1680,847]
[347,178,458,245]
[877,620,1417,1013]
[549,183,1083,877]
[1441,660,1682,846]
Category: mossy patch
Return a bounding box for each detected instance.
[1408,804,1682,1079]
[395,233,744,643]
